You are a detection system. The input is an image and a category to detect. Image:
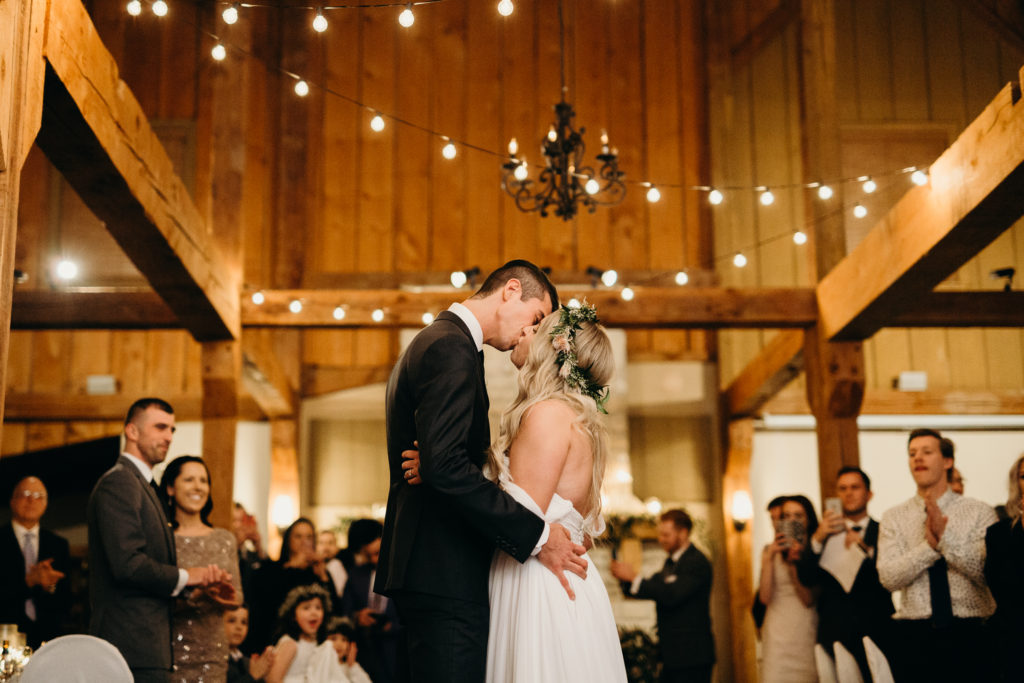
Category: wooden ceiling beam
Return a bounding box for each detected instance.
[34,0,239,341]
[4,393,264,421]
[817,74,1024,341]
[242,287,818,329]
[11,291,178,329]
[723,330,805,417]
[242,331,296,418]
[889,291,1024,327]
[764,388,1024,415]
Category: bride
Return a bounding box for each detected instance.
[407,302,627,682]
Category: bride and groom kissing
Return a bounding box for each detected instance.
[375,259,628,682]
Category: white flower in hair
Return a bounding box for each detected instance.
[552,334,571,352]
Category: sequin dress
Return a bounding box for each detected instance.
[171,528,243,682]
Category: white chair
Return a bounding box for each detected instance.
[20,634,133,682]
[814,643,839,683]
[833,641,865,683]
[863,635,895,683]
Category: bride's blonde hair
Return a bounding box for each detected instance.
[487,310,614,526]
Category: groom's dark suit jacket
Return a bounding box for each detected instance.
[375,311,544,603]
[796,519,894,652]
[87,454,180,671]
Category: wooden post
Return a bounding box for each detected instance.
[0,0,46,444]
[722,418,758,683]
[202,341,240,530]
[267,417,300,560]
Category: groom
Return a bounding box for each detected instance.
[376,259,587,683]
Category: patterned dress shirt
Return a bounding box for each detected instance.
[877,489,996,619]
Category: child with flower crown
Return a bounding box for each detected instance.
[264,584,331,683]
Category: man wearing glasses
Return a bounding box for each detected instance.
[0,476,71,648]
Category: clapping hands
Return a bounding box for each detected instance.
[25,558,65,592]
[185,564,238,606]
[924,495,947,549]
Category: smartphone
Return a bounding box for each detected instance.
[824,497,842,516]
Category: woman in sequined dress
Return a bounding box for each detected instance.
[160,455,243,682]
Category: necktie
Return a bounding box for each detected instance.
[661,556,676,576]
[851,525,862,533]
[150,479,162,498]
[24,531,37,620]
[929,557,954,627]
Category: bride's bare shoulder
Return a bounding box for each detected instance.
[521,399,577,427]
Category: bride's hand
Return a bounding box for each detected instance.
[402,441,422,485]
[537,523,587,601]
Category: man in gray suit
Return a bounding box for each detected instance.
[88,398,227,682]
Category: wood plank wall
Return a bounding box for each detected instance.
[713,0,1024,392]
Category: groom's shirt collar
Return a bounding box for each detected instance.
[448,302,483,352]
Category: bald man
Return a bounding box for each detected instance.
[0,476,71,648]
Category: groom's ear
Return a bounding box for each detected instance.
[502,278,523,300]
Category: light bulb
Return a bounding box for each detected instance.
[862,177,877,193]
[55,259,78,281]
[601,270,618,287]
[817,184,833,200]
[152,0,168,16]
[568,298,582,309]
[585,178,600,195]
[398,7,414,27]
[294,80,310,97]
[508,137,518,156]
[333,306,346,320]
[733,252,748,268]
[450,270,467,288]
[674,271,689,286]
[371,308,385,323]
[442,141,457,159]
[514,161,528,182]
[646,186,661,203]
[222,3,238,24]
[620,286,635,301]
[288,299,303,314]
[793,230,808,245]
[911,169,928,186]
[421,312,434,325]
[497,0,513,16]
[708,188,723,205]
[313,10,328,32]
[251,291,265,305]
[127,0,142,16]
[211,43,227,61]
[547,125,557,142]
[759,189,775,206]
[370,114,385,132]
[853,203,867,219]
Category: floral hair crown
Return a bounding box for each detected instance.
[550,301,610,414]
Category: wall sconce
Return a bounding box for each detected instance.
[450,266,481,289]
[731,490,753,532]
[990,266,1015,291]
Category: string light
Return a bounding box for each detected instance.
[861,177,877,193]
[294,80,310,97]
[793,230,807,245]
[759,189,775,206]
[55,259,79,281]
[620,286,635,301]
[370,113,386,132]
[816,184,833,200]
[251,291,265,305]
[497,0,514,16]
[911,169,928,186]
[126,0,142,16]
[568,298,581,309]
[733,252,748,268]
[333,306,346,320]
[442,140,457,159]
[674,271,689,286]
[398,6,414,27]
[152,0,168,16]
[371,308,385,322]
[288,299,303,313]
[421,312,434,325]
[601,270,618,287]
[450,270,467,288]
[222,2,239,24]
[853,203,867,218]
[708,189,724,205]
[646,185,661,203]
[312,9,328,32]
[211,43,227,61]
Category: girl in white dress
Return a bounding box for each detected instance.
[483,303,627,683]
[265,584,331,683]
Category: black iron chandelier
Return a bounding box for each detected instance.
[500,1,626,220]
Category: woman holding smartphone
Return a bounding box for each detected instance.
[758,495,819,683]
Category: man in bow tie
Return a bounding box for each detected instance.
[0,476,71,648]
[611,509,715,683]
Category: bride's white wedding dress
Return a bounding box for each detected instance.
[486,477,628,683]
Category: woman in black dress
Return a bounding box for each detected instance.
[984,454,1024,682]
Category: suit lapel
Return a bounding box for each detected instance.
[434,310,491,447]
[121,455,177,562]
[864,519,879,548]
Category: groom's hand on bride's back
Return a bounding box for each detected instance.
[537,523,587,600]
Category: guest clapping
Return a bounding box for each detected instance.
[984,454,1024,682]
[225,604,275,683]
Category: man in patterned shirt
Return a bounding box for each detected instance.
[877,428,996,681]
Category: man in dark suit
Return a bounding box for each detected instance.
[611,508,715,683]
[375,260,586,683]
[797,465,894,681]
[0,476,71,648]
[88,398,226,682]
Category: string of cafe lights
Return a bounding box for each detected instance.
[114,0,934,315]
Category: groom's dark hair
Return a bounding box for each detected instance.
[472,259,559,310]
